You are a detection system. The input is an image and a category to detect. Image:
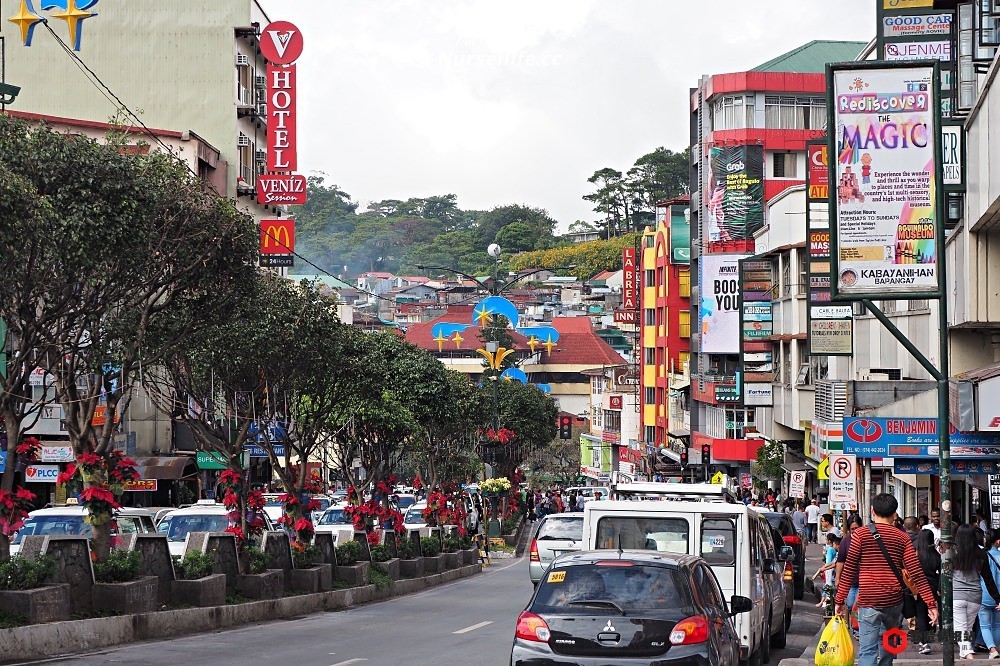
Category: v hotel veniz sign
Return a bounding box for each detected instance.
[258,21,307,207]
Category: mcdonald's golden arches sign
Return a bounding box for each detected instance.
[259,219,295,255]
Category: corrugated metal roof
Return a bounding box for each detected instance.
[751,40,868,73]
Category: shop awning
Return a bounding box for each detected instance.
[670,378,691,390]
[668,429,690,439]
[132,456,198,480]
[660,448,682,464]
[781,461,811,473]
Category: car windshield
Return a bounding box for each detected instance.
[595,516,689,553]
[404,507,426,525]
[264,498,283,507]
[537,516,583,540]
[156,514,231,542]
[396,496,416,511]
[532,563,696,615]
[318,509,350,525]
[765,514,796,537]
[12,515,89,544]
[312,498,332,513]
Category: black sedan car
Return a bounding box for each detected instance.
[759,511,806,599]
[511,550,751,666]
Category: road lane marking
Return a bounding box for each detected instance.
[453,621,493,634]
[330,660,368,666]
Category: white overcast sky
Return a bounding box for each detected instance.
[261,0,874,230]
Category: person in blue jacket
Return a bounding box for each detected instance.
[978,528,1000,660]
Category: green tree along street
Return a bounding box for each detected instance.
[0,116,257,560]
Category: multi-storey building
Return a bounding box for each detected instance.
[688,41,866,479]
[5,0,276,224]
[640,196,692,467]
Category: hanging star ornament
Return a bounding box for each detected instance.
[474,305,493,328]
[527,335,539,353]
[47,0,97,51]
[543,335,557,355]
[433,331,447,353]
[451,331,464,349]
[9,0,42,46]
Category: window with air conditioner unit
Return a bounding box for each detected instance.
[237,134,250,147]
[255,88,266,104]
[256,103,267,117]
[255,74,266,88]
[236,54,250,67]
[255,149,267,162]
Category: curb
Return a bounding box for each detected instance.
[0,564,483,664]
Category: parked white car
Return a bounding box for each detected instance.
[313,505,355,543]
[156,500,274,557]
[11,505,156,556]
[402,501,427,533]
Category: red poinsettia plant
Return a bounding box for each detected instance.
[421,489,467,536]
[480,427,516,444]
[0,486,36,536]
[56,449,139,526]
[15,437,41,465]
[217,467,267,545]
[343,477,405,545]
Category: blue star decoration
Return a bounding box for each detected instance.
[11,0,100,50]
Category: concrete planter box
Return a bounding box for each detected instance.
[92,576,158,615]
[236,570,284,600]
[289,564,333,594]
[373,558,400,580]
[0,584,70,624]
[422,554,443,574]
[461,548,479,566]
[441,552,461,570]
[334,562,370,587]
[171,573,226,608]
[398,557,424,579]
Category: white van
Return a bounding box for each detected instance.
[582,499,787,664]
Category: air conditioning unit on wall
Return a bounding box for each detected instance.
[237,134,250,147]
[236,54,250,67]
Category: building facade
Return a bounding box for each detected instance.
[688,41,867,479]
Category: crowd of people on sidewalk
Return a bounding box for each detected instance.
[800,492,1000,666]
[525,488,605,521]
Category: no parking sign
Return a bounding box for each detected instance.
[829,454,858,510]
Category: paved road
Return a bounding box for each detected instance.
[28,553,825,666]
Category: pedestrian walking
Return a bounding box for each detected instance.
[805,498,821,543]
[978,528,1000,660]
[835,493,938,666]
[835,514,866,638]
[913,528,940,654]
[923,509,943,543]
[955,523,987,659]
[904,516,921,545]
[813,533,841,607]
[792,502,808,541]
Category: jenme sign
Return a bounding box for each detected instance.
[828,63,941,299]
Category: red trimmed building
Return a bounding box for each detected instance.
[688,41,867,475]
[404,308,624,416]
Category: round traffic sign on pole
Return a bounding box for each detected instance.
[883,627,907,655]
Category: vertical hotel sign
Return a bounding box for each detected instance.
[615,247,638,324]
[259,22,307,207]
[828,64,941,299]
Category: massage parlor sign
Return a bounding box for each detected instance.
[827,63,943,299]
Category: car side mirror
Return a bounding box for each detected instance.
[762,558,776,574]
[730,595,753,615]
[780,546,794,561]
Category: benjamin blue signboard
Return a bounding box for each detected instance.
[843,417,1000,458]
[894,459,1000,475]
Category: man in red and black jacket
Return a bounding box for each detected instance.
[835,493,938,666]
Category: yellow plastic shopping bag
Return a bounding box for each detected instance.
[814,616,854,666]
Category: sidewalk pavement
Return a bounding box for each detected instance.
[782,539,953,666]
